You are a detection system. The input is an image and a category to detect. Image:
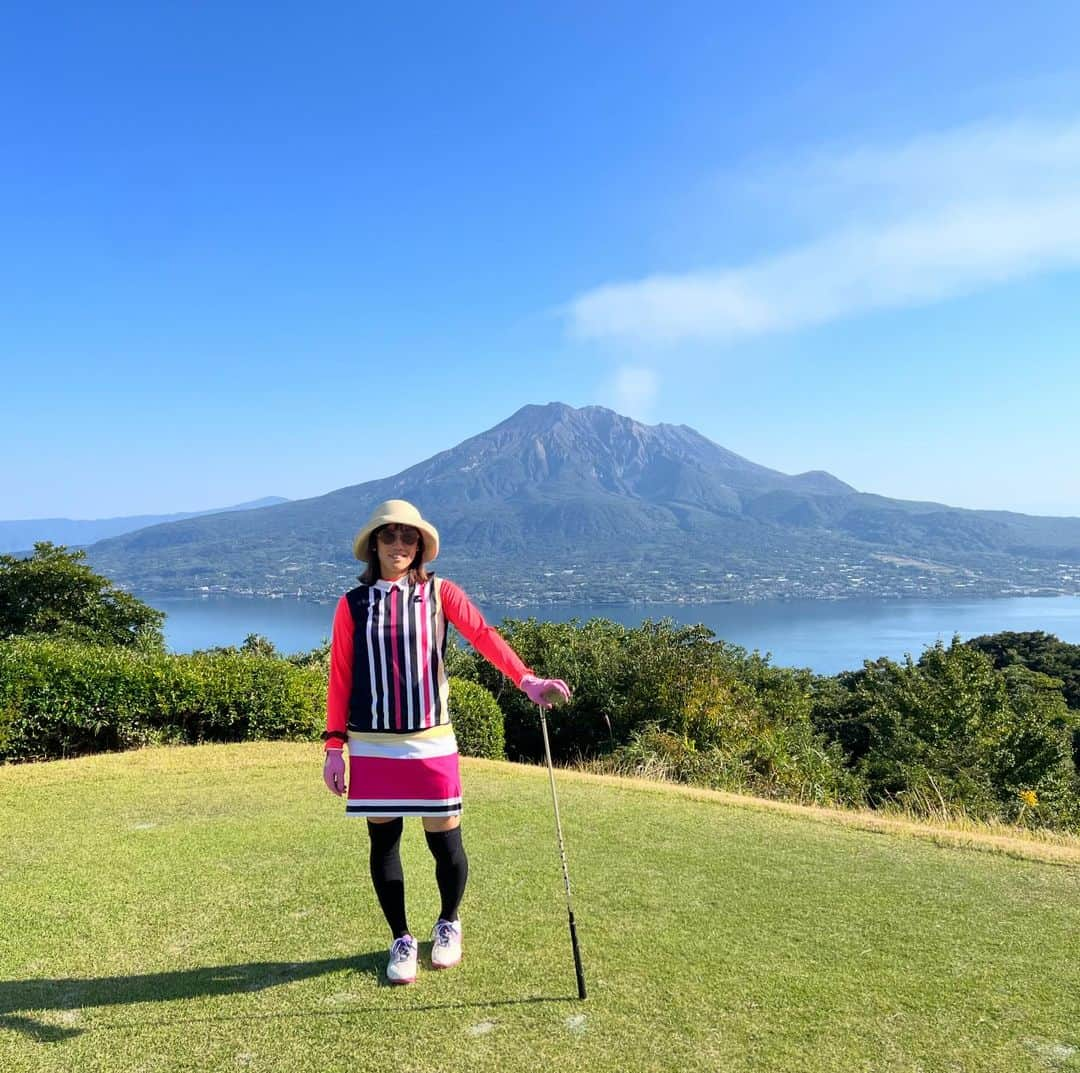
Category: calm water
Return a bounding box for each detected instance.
[151,593,1080,676]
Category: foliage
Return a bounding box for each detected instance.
[463,616,862,806]
[7,572,1080,830]
[199,634,334,675]
[447,677,505,760]
[458,618,1080,826]
[194,633,280,659]
[0,542,164,648]
[240,633,278,658]
[964,630,1080,709]
[811,638,1080,828]
[443,633,479,681]
[288,638,331,675]
[965,629,1080,770]
[469,617,628,762]
[0,637,325,762]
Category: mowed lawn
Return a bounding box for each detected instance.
[1,744,1078,1073]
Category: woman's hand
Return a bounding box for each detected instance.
[521,674,572,709]
[323,749,346,795]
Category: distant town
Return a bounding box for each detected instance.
[177,550,1079,607]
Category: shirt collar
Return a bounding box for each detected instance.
[373,576,410,592]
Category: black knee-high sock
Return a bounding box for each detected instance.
[367,818,410,939]
[424,826,469,922]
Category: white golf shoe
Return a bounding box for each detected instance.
[430,919,462,969]
[386,935,418,985]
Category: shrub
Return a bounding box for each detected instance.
[965,630,1080,710]
[448,676,505,760]
[965,630,1080,774]
[443,634,479,681]
[470,616,656,762]
[288,638,331,675]
[813,640,1080,828]
[461,616,863,805]
[600,724,703,781]
[0,637,325,762]
[598,718,865,806]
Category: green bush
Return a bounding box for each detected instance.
[461,616,862,805]
[0,637,326,762]
[965,630,1080,710]
[288,638,331,675]
[469,616,643,762]
[443,634,479,681]
[812,640,1080,828]
[448,676,504,760]
[965,630,1080,774]
[602,719,865,806]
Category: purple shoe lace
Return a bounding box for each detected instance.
[433,921,457,947]
[391,936,416,963]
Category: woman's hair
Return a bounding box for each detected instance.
[359,527,429,586]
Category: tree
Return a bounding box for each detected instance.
[0,542,164,648]
[965,630,1080,709]
[241,633,278,658]
[966,630,1080,774]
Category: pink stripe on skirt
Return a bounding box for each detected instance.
[346,750,462,817]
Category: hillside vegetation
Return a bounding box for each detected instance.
[4,547,1079,835]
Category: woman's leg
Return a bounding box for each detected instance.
[367,817,410,939]
[422,815,468,923]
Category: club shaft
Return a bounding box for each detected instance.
[538,705,587,1000]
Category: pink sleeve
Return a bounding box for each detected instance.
[325,596,353,749]
[439,578,533,686]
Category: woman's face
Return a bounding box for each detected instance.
[375,524,421,579]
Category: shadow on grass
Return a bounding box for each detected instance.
[0,954,576,1042]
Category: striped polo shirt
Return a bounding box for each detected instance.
[323,573,532,742]
[345,576,449,733]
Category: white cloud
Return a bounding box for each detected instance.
[611,365,659,419]
[570,118,1080,344]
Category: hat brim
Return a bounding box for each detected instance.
[353,520,440,564]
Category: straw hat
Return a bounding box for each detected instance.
[352,499,440,563]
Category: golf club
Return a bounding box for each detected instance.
[537,701,587,1001]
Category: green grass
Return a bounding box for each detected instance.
[1,743,1078,1073]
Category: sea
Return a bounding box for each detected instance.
[150,593,1080,676]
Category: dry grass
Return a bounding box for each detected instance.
[477,758,1080,868]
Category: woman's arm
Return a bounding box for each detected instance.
[439,578,532,684]
[324,595,353,749]
[438,579,572,707]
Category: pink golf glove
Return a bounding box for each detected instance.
[323,749,346,796]
[521,674,572,709]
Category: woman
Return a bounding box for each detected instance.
[322,499,571,984]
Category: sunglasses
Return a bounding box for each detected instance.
[376,525,421,547]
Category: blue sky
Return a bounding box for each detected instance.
[3,2,1079,519]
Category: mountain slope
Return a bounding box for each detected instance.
[0,497,289,554]
[83,403,1080,603]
